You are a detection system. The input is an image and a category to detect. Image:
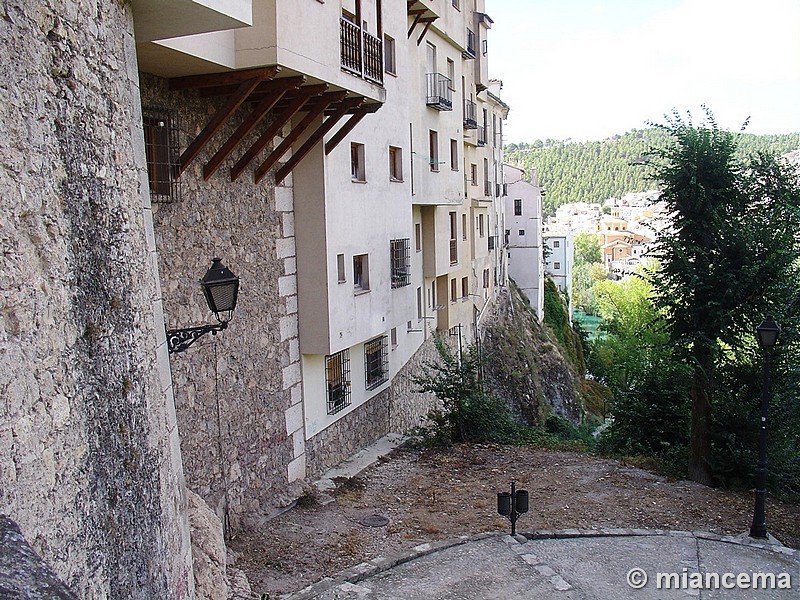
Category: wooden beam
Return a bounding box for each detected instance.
[324,103,381,155]
[169,65,280,90]
[408,12,423,38]
[231,86,327,182]
[178,77,262,175]
[274,97,364,185]
[254,91,347,183]
[203,76,305,180]
[416,19,434,45]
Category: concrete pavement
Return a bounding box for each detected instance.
[284,529,800,599]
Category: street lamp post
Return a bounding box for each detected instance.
[749,316,780,539]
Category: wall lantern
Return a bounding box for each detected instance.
[167,258,239,354]
[756,315,780,348]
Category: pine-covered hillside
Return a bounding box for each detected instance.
[505,129,800,215]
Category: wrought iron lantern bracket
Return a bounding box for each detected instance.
[167,321,228,354]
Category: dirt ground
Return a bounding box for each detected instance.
[227,444,800,597]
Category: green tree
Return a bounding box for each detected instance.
[574,232,602,265]
[647,109,800,485]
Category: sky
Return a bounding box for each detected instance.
[487,0,800,143]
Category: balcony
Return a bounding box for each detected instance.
[463,99,477,129]
[484,180,491,197]
[477,125,486,146]
[340,17,384,85]
[449,239,458,264]
[463,28,476,59]
[426,73,453,111]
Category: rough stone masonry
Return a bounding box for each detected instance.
[0,1,193,597]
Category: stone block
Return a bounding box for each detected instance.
[278,275,297,297]
[287,454,306,483]
[282,362,301,389]
[275,187,293,212]
[279,314,298,342]
[276,237,296,259]
[284,403,304,436]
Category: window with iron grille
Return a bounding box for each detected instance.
[390,238,410,288]
[514,198,522,216]
[365,335,388,390]
[142,107,181,203]
[326,349,351,415]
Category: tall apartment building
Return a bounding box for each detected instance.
[505,164,545,319]
[543,231,575,318]
[135,0,509,529]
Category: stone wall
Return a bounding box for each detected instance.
[306,333,446,478]
[0,2,192,598]
[141,76,304,531]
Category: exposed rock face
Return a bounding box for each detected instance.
[482,284,583,425]
[187,491,228,600]
[0,514,78,599]
[0,2,192,597]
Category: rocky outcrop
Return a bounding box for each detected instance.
[481,284,583,425]
[0,515,78,599]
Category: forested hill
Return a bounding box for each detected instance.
[504,129,800,215]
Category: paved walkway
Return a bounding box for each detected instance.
[285,529,799,599]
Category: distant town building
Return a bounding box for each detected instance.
[543,231,574,318]
[505,164,544,319]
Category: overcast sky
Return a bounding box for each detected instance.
[488,0,800,143]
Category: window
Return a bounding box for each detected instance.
[353,254,369,291]
[384,34,396,74]
[351,142,365,181]
[417,286,423,319]
[389,145,403,181]
[519,230,525,236]
[429,130,439,171]
[554,261,561,270]
[446,58,456,91]
[450,139,458,171]
[365,336,388,390]
[553,240,561,248]
[415,223,422,252]
[449,211,458,264]
[452,0,460,9]
[143,108,181,202]
[390,327,398,348]
[325,349,351,415]
[483,268,490,288]
[478,214,485,237]
[470,163,478,186]
[450,278,457,302]
[337,253,346,283]
[390,238,411,288]
[462,213,467,241]
[492,114,497,147]
[461,276,468,299]
[514,198,522,216]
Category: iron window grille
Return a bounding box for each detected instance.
[142,107,182,203]
[364,336,388,390]
[390,238,411,288]
[326,349,351,415]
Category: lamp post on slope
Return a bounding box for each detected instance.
[749,316,780,539]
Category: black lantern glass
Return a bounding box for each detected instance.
[201,258,239,321]
[756,316,780,348]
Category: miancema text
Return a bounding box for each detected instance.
[658,569,792,590]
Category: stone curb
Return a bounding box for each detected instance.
[520,528,800,558]
[280,529,799,599]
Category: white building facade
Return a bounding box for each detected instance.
[505,164,544,319]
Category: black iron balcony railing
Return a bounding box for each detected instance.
[426,73,453,111]
[463,28,476,59]
[463,98,477,129]
[340,17,384,85]
[477,125,486,146]
[449,239,458,264]
[484,180,491,197]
